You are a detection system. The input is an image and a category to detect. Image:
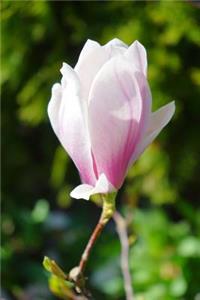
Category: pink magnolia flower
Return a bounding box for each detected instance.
[48,38,175,200]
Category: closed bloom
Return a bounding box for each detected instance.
[48,38,175,200]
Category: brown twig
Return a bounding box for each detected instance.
[113,211,134,300]
[79,220,105,273]
[78,194,115,275]
[68,195,115,298]
[69,217,106,300]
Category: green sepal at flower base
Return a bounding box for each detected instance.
[100,193,116,224]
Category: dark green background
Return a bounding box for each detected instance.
[2,1,200,299]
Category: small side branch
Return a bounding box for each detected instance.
[113,211,134,300]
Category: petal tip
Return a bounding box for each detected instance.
[70,188,90,201]
[106,38,128,48]
[70,174,115,201]
[60,62,73,76]
[167,100,176,119]
[86,38,98,44]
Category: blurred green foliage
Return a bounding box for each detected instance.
[1,1,200,300]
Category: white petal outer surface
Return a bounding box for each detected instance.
[105,38,128,48]
[129,101,175,166]
[88,56,151,189]
[74,39,128,102]
[70,174,116,200]
[125,40,147,76]
[48,63,96,185]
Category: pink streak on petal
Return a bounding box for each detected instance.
[88,56,151,189]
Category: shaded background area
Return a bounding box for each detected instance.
[1,1,200,299]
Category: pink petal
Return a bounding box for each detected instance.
[75,39,101,67]
[125,40,147,76]
[106,38,128,49]
[47,83,62,136]
[88,56,151,189]
[104,38,128,56]
[129,101,175,165]
[75,39,127,102]
[48,63,96,185]
[70,174,115,200]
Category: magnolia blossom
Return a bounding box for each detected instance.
[48,38,175,200]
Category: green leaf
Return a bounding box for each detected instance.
[43,256,67,280]
[49,275,74,300]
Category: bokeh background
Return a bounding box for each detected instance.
[2,1,200,300]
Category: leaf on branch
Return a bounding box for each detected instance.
[43,256,67,280]
[49,275,75,300]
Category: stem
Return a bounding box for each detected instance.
[113,211,134,300]
[78,216,105,273]
[78,194,116,274]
